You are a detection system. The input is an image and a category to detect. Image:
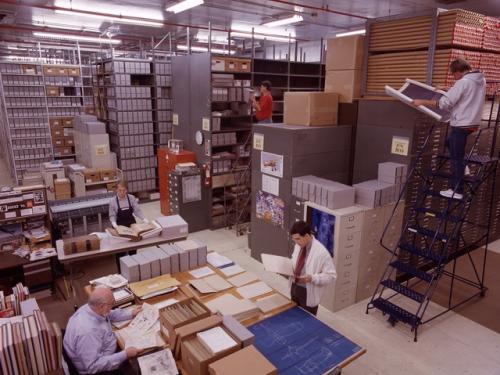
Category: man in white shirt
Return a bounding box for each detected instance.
[413,58,486,200]
[289,221,336,315]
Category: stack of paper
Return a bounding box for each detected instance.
[202,274,232,291]
[236,281,273,299]
[197,326,238,355]
[117,303,164,350]
[90,274,128,289]
[219,264,245,277]
[207,252,233,268]
[137,349,178,375]
[205,294,259,321]
[189,279,217,294]
[227,272,259,287]
[112,288,134,306]
[188,266,215,279]
[129,274,180,300]
[255,293,290,313]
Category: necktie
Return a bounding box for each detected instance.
[294,247,307,279]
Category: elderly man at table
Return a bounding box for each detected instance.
[63,287,142,374]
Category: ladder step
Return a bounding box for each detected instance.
[399,242,442,262]
[407,225,449,242]
[438,154,495,165]
[425,189,467,201]
[430,171,480,183]
[390,260,433,283]
[372,298,420,326]
[414,207,461,223]
[381,279,425,303]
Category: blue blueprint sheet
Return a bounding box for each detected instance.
[249,307,363,375]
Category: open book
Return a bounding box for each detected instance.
[109,222,156,241]
[385,79,450,122]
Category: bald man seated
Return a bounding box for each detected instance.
[63,287,142,374]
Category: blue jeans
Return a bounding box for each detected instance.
[446,127,472,193]
[257,118,273,124]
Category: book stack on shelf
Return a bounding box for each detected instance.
[81,65,95,115]
[94,58,158,193]
[153,58,173,150]
[0,309,63,375]
[0,63,53,184]
[0,283,30,318]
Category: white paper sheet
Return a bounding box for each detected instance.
[137,349,178,375]
[261,254,294,276]
[188,266,215,279]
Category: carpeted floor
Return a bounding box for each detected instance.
[428,249,500,334]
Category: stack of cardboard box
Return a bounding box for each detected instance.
[283,92,339,126]
[50,117,74,157]
[41,161,66,201]
[54,178,71,200]
[292,175,355,209]
[324,35,365,103]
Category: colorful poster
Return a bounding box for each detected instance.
[308,206,335,257]
[260,151,284,178]
[256,190,285,228]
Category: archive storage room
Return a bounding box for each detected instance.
[0,0,499,374]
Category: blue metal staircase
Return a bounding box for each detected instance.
[367,93,499,341]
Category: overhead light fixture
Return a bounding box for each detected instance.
[33,32,121,45]
[177,45,235,55]
[336,29,365,37]
[231,32,294,43]
[195,31,233,45]
[55,10,163,27]
[166,0,204,14]
[263,15,303,28]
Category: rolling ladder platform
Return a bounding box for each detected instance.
[367,94,499,341]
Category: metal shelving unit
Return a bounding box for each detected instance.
[93,56,172,194]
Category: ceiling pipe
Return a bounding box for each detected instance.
[267,0,370,20]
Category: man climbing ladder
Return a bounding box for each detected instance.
[412,58,486,200]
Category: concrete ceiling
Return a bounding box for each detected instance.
[0,0,498,51]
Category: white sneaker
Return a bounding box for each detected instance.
[440,189,463,200]
[465,166,471,176]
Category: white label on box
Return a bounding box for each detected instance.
[262,174,279,196]
[22,193,34,200]
[95,145,107,156]
[391,136,410,156]
[202,117,210,131]
[20,208,33,216]
[4,211,17,218]
[253,133,264,150]
[172,113,179,126]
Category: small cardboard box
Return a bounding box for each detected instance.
[62,117,74,127]
[64,137,74,147]
[324,69,362,103]
[211,57,226,71]
[53,146,72,156]
[159,297,211,349]
[208,345,277,375]
[99,169,116,181]
[56,67,67,76]
[54,178,71,195]
[43,66,57,75]
[238,59,251,73]
[46,86,59,96]
[284,92,339,126]
[51,126,64,137]
[63,234,100,255]
[225,59,239,72]
[49,118,62,128]
[22,65,37,74]
[106,182,117,191]
[326,35,365,70]
[181,325,241,375]
[52,137,65,147]
[173,315,223,359]
[67,67,80,76]
[83,168,100,183]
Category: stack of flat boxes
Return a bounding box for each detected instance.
[154,60,173,148]
[119,240,208,282]
[353,162,407,208]
[292,175,355,210]
[103,59,156,193]
[73,115,117,170]
[0,62,53,183]
[320,205,365,312]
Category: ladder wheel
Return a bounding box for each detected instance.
[480,289,486,297]
[388,316,397,327]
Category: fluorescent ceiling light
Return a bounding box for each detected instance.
[336,29,365,37]
[195,31,233,45]
[55,10,163,27]
[33,31,121,45]
[166,0,204,14]
[231,32,294,43]
[177,45,235,55]
[263,15,303,28]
